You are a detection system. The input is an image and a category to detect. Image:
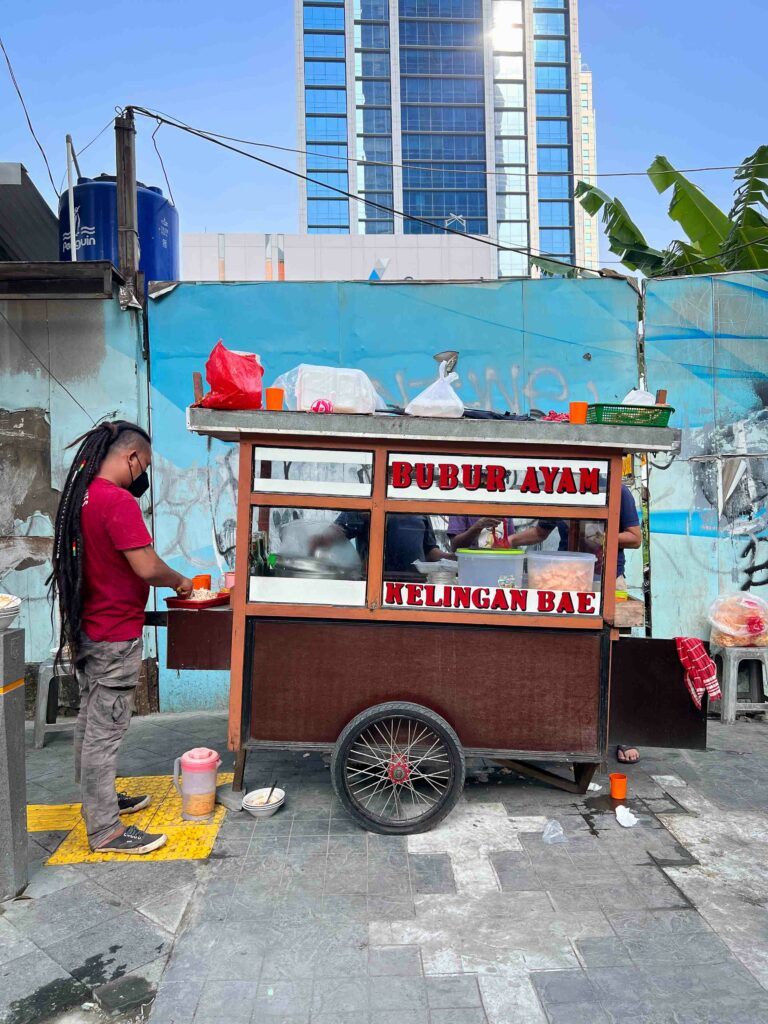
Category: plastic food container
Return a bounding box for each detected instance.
[242,788,286,818]
[457,549,525,589]
[526,551,596,591]
[296,366,377,414]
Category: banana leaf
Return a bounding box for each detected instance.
[574,182,666,273]
[722,147,768,270]
[647,155,731,260]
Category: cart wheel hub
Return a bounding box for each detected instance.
[388,756,411,785]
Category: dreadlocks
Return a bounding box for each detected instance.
[48,420,151,666]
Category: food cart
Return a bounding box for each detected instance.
[183,407,689,835]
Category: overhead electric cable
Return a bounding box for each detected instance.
[0,34,59,196]
[131,106,601,275]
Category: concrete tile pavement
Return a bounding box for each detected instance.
[3,711,768,1023]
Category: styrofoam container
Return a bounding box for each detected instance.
[457,549,525,589]
[242,787,286,818]
[526,551,596,591]
[0,595,21,633]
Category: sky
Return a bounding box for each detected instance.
[2,0,767,258]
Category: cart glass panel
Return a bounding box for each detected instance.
[253,446,374,497]
[380,511,608,618]
[249,506,370,606]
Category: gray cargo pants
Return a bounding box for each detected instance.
[74,636,143,849]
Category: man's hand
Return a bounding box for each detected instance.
[474,517,503,531]
[175,576,194,599]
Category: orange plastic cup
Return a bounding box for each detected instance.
[569,401,588,425]
[192,574,211,591]
[609,772,628,800]
[265,387,285,411]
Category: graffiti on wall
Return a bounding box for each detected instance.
[646,271,768,637]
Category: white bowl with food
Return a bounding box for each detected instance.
[0,595,21,633]
[242,787,285,818]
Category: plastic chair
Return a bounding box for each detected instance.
[33,651,76,749]
[710,644,768,724]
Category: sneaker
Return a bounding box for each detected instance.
[117,792,151,814]
[95,825,167,855]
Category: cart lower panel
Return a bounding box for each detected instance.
[248,618,606,755]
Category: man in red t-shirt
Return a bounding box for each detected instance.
[52,422,192,854]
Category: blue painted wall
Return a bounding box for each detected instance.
[645,271,768,638]
[148,277,640,710]
[0,289,146,664]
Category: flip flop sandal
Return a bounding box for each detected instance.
[616,744,641,765]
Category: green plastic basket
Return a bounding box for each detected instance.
[586,403,674,427]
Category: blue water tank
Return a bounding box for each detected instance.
[58,175,179,284]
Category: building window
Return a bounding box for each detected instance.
[493,0,524,25]
[493,55,524,79]
[537,146,570,171]
[498,221,528,245]
[307,172,349,197]
[355,51,390,77]
[307,142,349,171]
[540,228,572,253]
[581,99,588,108]
[581,83,588,92]
[304,34,345,59]
[357,107,393,134]
[493,82,525,108]
[536,93,568,117]
[538,174,570,198]
[534,39,566,62]
[307,199,350,227]
[495,110,526,135]
[305,88,347,114]
[538,200,572,226]
[355,0,387,16]
[304,6,345,31]
[498,251,528,276]
[533,0,565,6]
[533,12,565,34]
[305,116,348,142]
[305,61,346,86]
[535,66,566,90]
[537,119,569,144]
[496,193,527,219]
[496,138,526,164]
[581,115,590,125]
[356,79,391,105]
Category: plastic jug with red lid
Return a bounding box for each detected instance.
[173,747,221,821]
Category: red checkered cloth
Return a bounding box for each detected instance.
[675,637,721,709]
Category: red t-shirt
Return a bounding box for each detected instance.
[80,478,153,642]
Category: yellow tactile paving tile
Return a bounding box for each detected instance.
[27,804,82,832]
[40,772,234,865]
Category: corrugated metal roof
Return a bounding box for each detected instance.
[0,163,58,261]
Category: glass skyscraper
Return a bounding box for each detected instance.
[296,0,596,274]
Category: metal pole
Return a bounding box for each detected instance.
[66,135,77,262]
[115,108,139,294]
[0,628,28,900]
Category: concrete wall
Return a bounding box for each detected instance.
[148,276,640,710]
[0,290,146,664]
[182,233,499,284]
[645,271,768,638]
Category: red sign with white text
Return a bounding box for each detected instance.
[383,581,600,617]
[387,453,608,506]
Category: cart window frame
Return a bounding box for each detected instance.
[236,435,624,631]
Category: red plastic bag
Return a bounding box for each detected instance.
[200,341,264,410]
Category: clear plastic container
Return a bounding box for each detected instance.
[297,365,377,414]
[526,551,597,591]
[457,549,525,589]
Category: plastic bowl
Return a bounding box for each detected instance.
[242,787,286,818]
[0,596,21,633]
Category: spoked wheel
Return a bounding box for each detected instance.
[331,701,465,835]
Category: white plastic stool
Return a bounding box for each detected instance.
[33,651,76,749]
[710,644,768,724]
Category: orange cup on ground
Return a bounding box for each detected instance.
[609,772,628,800]
[569,401,589,424]
[191,574,211,591]
[265,387,285,411]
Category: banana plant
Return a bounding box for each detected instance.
[539,147,768,278]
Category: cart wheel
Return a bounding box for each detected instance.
[331,701,465,835]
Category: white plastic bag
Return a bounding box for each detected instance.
[405,361,464,419]
[272,364,385,415]
[622,388,656,406]
[542,820,567,844]
[615,805,638,828]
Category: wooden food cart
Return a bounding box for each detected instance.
[185,408,686,835]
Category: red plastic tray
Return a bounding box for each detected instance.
[165,594,231,610]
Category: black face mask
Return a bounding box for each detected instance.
[128,456,150,499]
